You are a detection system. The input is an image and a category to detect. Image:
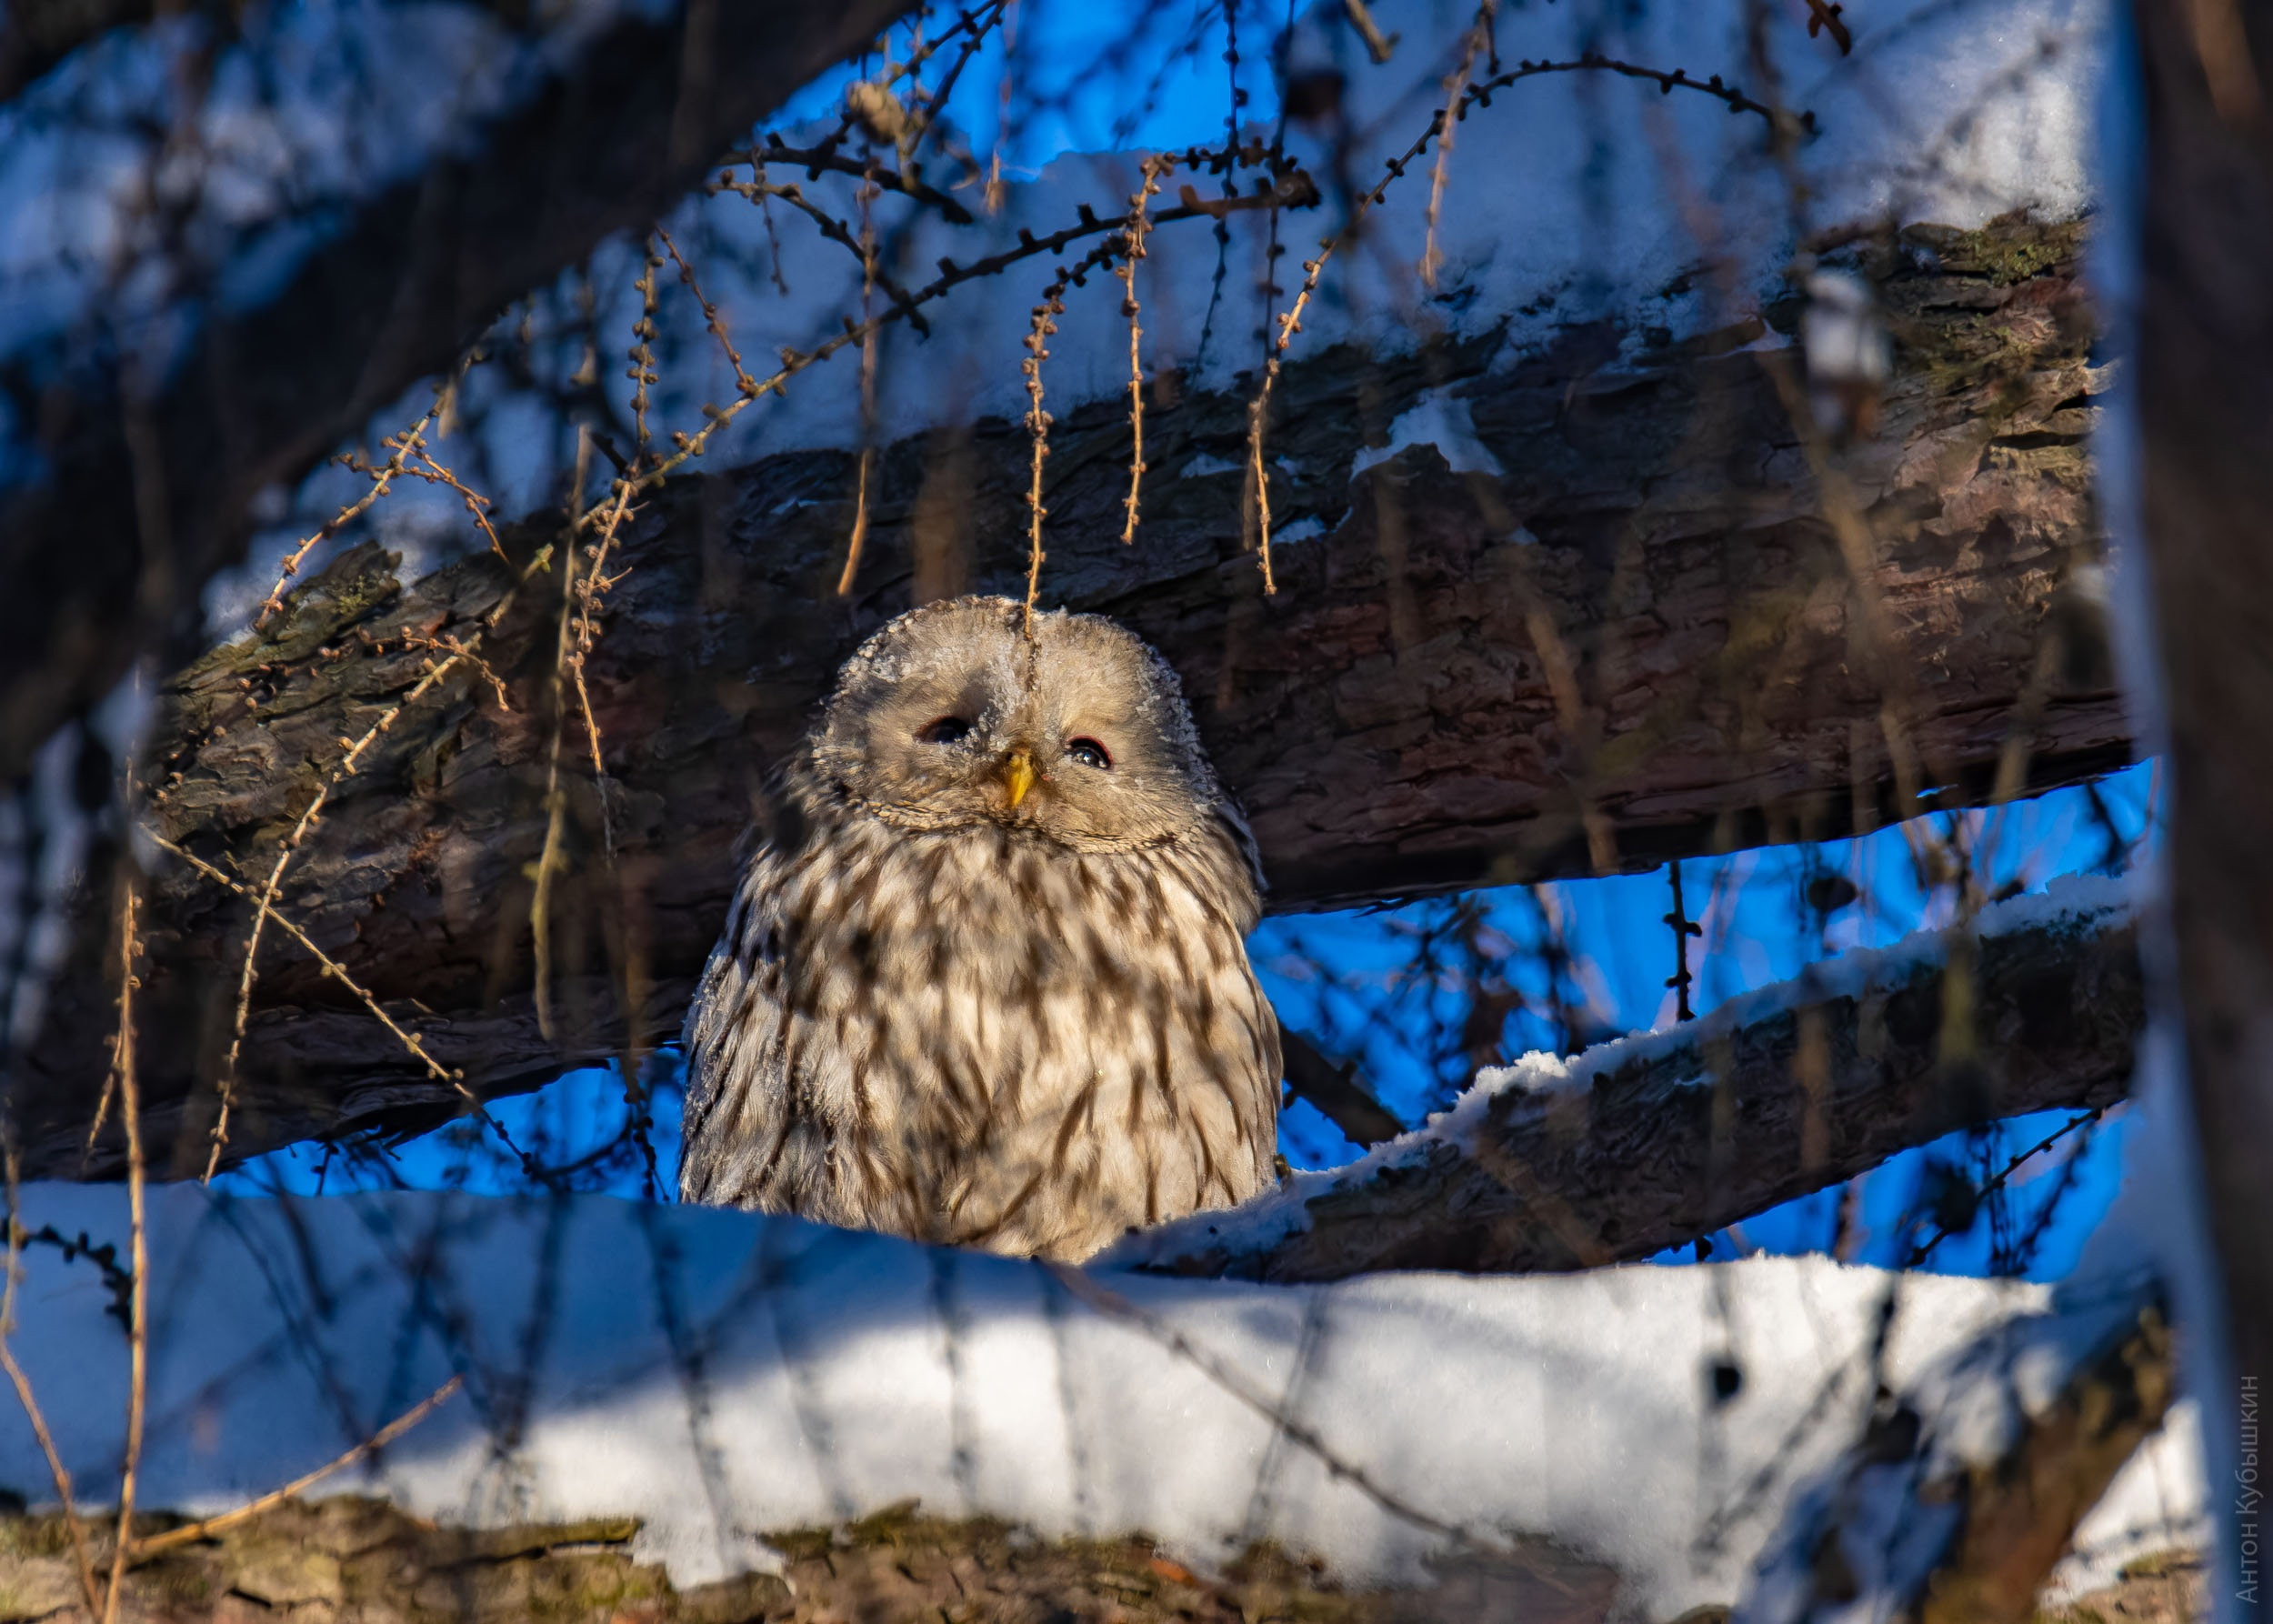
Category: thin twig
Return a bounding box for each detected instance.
[126,1376,465,1559]
[401,448,507,562]
[732,135,976,226]
[986,0,1019,214]
[837,165,885,598]
[1343,0,1397,63]
[155,840,465,1096]
[1019,277,1065,637]
[629,239,662,456]
[566,443,633,861]
[153,837,550,1188]
[399,634,511,710]
[100,875,145,1624]
[1904,1107,2108,1267]
[1117,155,1169,545]
[636,145,1311,506]
[1663,861,1703,1023]
[534,510,583,1046]
[1421,2,1497,290]
[713,175,935,339]
[254,358,477,626]
[1245,51,1798,581]
[205,651,476,1180]
[0,1143,99,1618]
[656,226,757,396]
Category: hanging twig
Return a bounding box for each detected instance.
[205,649,480,1180]
[1117,155,1170,545]
[986,0,1020,214]
[1420,2,1497,290]
[837,163,885,597]
[1245,50,1801,581]
[155,837,551,1186]
[100,872,145,1624]
[0,1143,99,1618]
[126,1375,466,1559]
[1664,860,1704,1022]
[1020,275,1066,636]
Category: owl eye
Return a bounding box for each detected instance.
[1065,737,1112,770]
[917,716,973,745]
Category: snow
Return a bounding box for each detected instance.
[626,0,2106,466]
[0,0,668,493]
[2049,1399,2211,1599]
[1113,871,2137,1271]
[1350,385,1504,480]
[0,1179,2173,1616]
[1737,1256,2191,1624]
[192,0,2112,619]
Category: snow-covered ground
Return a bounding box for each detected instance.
[0,1178,2199,1616]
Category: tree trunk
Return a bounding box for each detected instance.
[2131,0,2273,1604]
[23,213,2120,1178]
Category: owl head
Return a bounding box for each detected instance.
[794,596,1256,868]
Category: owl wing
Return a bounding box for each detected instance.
[677,840,803,1206]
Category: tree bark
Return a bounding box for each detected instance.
[1117,906,2141,1283]
[0,0,908,780]
[2131,0,2273,1594]
[0,1497,1619,1624]
[21,213,2121,1178]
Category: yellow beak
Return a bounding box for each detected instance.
[1003,749,1037,811]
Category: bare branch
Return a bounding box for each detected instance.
[1118,904,2142,1282]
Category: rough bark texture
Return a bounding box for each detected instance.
[0,1499,1619,1624]
[1753,1292,2178,1624]
[1917,1302,2176,1624]
[2132,0,2273,1580]
[1122,910,2140,1283]
[0,0,906,780]
[22,213,2121,1178]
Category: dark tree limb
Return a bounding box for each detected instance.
[1914,1300,2175,1624]
[0,0,909,778]
[2131,0,2273,1576]
[1277,1019,1406,1148]
[23,214,2124,1178]
[1746,1288,2174,1624]
[1116,903,2142,1282]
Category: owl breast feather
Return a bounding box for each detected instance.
[678,808,1281,1262]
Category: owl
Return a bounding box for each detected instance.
[678,595,1281,1261]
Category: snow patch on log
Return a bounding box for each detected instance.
[1350,386,1504,481]
[0,1179,2166,1618]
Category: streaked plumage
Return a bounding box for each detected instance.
[678,596,1280,1260]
